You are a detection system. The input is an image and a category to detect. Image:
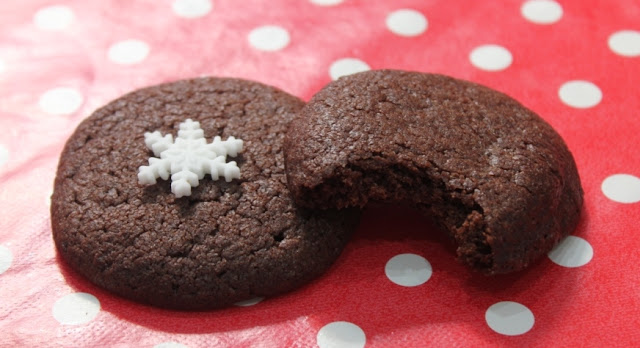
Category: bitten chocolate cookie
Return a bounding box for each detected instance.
[284,70,583,274]
[51,77,358,310]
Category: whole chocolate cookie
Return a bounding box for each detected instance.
[284,70,583,274]
[51,77,358,309]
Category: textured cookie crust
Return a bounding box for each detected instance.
[284,70,583,274]
[51,78,358,309]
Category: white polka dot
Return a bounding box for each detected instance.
[310,0,343,6]
[548,236,593,268]
[0,245,13,274]
[317,321,366,348]
[0,144,8,167]
[46,189,53,207]
[172,0,212,18]
[521,0,563,24]
[485,301,535,336]
[108,39,150,65]
[38,87,84,115]
[386,9,428,37]
[558,80,602,108]
[52,292,101,325]
[608,30,640,57]
[601,174,640,203]
[33,5,74,30]
[469,44,513,71]
[234,297,264,307]
[248,25,290,52]
[154,343,189,348]
[385,253,432,287]
[329,58,370,80]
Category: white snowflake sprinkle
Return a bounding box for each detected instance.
[138,119,243,197]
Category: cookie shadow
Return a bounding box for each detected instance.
[57,204,584,337]
[334,204,585,341]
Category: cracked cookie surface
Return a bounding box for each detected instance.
[51,77,358,309]
[284,70,583,274]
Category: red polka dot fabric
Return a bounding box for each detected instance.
[1,0,639,347]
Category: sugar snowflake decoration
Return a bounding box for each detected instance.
[138,119,243,197]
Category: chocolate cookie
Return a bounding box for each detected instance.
[51,77,358,309]
[284,70,583,274]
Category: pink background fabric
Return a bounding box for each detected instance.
[1,0,639,347]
